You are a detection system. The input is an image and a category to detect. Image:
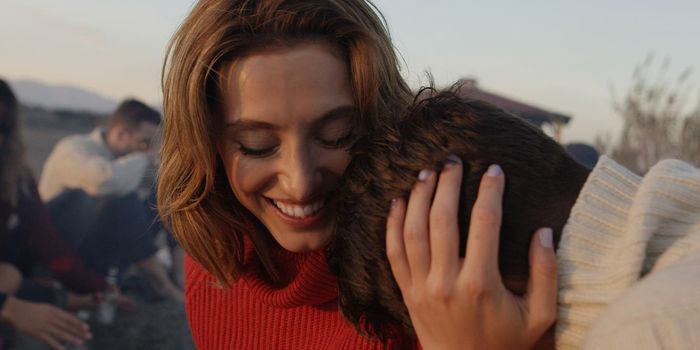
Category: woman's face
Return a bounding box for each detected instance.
[217,44,356,253]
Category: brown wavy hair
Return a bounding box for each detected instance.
[0,79,31,207]
[158,0,411,285]
[329,87,589,339]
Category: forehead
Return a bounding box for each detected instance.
[219,43,353,126]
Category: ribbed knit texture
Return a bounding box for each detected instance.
[556,156,700,349]
[185,239,409,349]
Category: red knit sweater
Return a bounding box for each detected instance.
[185,240,415,349]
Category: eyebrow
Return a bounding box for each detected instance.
[224,105,358,132]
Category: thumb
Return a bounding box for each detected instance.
[525,227,558,336]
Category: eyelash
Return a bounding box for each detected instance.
[317,132,355,149]
[237,132,354,158]
[238,144,278,157]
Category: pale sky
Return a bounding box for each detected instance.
[1,0,699,143]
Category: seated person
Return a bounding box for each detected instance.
[1,78,115,348]
[39,99,183,302]
[330,88,700,349]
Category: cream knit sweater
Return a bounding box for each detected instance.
[556,156,700,349]
[39,128,149,201]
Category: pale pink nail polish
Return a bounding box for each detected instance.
[444,154,461,168]
[539,228,553,248]
[487,164,502,177]
[418,169,432,181]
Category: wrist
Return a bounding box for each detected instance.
[0,296,21,324]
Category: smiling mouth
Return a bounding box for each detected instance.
[270,198,325,219]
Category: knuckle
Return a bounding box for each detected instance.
[403,227,426,242]
[471,207,500,227]
[426,281,452,301]
[429,210,452,229]
[386,245,403,263]
[463,278,494,301]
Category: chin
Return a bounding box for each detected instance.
[273,231,332,253]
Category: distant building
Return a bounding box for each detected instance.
[455,79,572,142]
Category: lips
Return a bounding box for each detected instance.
[272,199,325,218]
[265,196,330,230]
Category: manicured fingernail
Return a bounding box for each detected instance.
[444,154,461,168]
[390,198,398,209]
[487,164,502,177]
[417,169,432,181]
[539,228,553,248]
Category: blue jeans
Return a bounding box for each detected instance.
[46,190,159,277]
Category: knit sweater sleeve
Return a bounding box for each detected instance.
[582,160,700,349]
[41,135,149,199]
[556,157,700,349]
[582,251,700,350]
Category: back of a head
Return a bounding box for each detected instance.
[330,88,589,338]
[0,78,28,205]
[0,79,18,111]
[109,99,161,130]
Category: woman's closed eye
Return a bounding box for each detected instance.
[228,130,279,158]
[316,131,355,149]
[238,143,278,157]
[315,118,355,149]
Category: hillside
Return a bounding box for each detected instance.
[10,79,119,114]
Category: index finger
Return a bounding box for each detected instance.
[461,164,505,281]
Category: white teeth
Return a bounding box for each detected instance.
[302,205,314,216]
[293,206,304,217]
[273,199,325,218]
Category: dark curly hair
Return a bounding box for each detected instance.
[329,87,590,339]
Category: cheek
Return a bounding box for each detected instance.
[220,151,272,200]
[324,149,352,176]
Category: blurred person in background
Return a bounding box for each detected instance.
[0,78,93,350]
[39,99,184,302]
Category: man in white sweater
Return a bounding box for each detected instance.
[332,89,700,349]
[39,99,184,302]
[39,100,156,202]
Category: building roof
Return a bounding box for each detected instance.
[455,79,572,127]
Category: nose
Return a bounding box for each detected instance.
[279,144,322,202]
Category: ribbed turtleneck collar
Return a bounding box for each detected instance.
[239,237,338,308]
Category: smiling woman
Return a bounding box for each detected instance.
[157,0,413,348]
[157,1,558,349]
[216,44,356,253]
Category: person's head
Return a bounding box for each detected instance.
[105,99,161,158]
[0,79,29,206]
[330,88,590,338]
[0,79,19,151]
[158,0,411,284]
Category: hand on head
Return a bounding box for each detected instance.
[386,161,558,350]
